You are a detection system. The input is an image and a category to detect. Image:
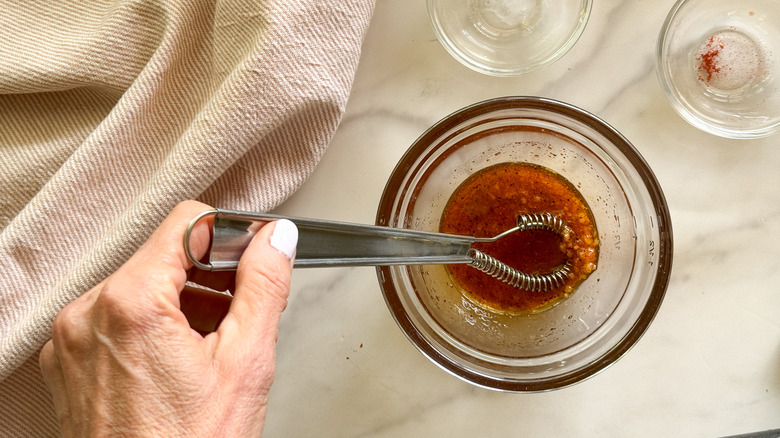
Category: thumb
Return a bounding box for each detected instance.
[216,219,298,351]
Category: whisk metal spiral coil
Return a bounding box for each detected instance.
[466,212,573,293]
[468,249,572,292]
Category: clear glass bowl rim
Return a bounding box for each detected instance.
[427,0,594,76]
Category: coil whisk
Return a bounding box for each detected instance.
[467,212,573,292]
[468,249,572,292]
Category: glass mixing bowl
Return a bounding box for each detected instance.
[657,0,780,139]
[427,0,592,76]
[376,97,673,392]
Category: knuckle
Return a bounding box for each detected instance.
[38,342,56,375]
[89,280,147,335]
[51,302,90,353]
[94,280,133,318]
[95,274,181,331]
[251,361,276,392]
[171,200,210,219]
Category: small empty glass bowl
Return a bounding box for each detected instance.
[376,97,673,392]
[428,0,592,76]
[657,0,780,138]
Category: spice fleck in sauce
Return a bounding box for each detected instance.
[440,162,599,313]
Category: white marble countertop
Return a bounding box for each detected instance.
[265,1,780,436]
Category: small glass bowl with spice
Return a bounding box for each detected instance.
[657,0,780,139]
[376,97,673,392]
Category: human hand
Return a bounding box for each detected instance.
[39,201,298,437]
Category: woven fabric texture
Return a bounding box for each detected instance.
[0,0,374,435]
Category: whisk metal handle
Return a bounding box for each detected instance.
[186,209,475,271]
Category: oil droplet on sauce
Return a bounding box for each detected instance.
[440,162,599,314]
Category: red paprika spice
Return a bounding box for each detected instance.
[697,35,725,82]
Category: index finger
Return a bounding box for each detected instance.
[114,201,215,300]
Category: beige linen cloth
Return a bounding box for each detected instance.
[0,0,374,435]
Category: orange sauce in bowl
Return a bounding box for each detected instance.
[440,162,599,313]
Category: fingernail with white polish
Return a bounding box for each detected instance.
[270,219,298,260]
